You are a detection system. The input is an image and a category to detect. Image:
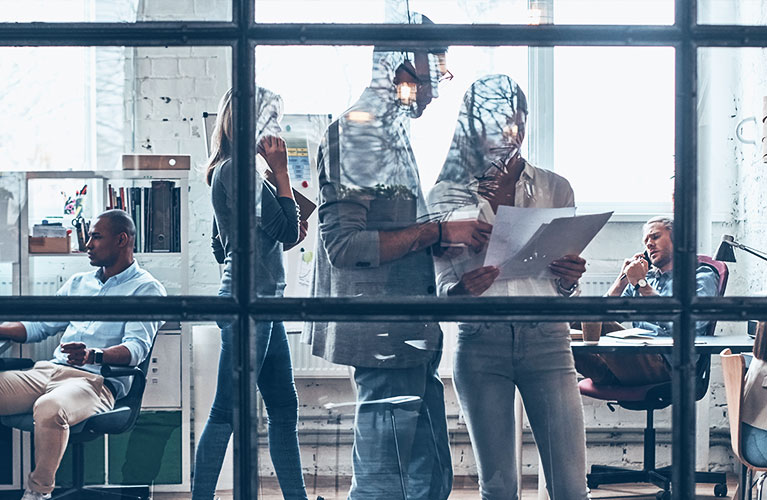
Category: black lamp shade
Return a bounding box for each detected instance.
[715,240,737,262]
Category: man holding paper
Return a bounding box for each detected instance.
[429,74,590,500]
[304,37,490,500]
[573,216,719,385]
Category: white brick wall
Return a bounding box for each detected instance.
[132,3,231,295]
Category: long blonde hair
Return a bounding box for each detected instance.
[205,87,284,186]
[205,88,233,186]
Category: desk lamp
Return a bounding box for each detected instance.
[714,234,767,263]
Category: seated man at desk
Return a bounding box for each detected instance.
[573,216,719,385]
[0,209,166,500]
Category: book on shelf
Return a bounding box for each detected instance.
[106,180,181,253]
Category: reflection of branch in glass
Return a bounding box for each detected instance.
[427,75,529,222]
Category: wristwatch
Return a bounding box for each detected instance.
[635,278,648,291]
[557,279,579,297]
[91,348,104,365]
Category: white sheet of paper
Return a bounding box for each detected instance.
[605,327,656,339]
[483,206,575,269]
[495,211,613,280]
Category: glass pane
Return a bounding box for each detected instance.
[255,0,672,24]
[699,0,767,25]
[254,45,678,303]
[255,0,529,23]
[1,46,232,297]
[554,46,675,209]
[553,0,674,25]
[698,47,767,298]
[0,0,231,22]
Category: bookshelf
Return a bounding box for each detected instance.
[1,169,192,493]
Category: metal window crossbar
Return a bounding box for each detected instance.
[0,296,766,322]
[1,23,767,47]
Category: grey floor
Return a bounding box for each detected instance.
[153,474,741,499]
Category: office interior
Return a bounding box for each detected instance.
[2,1,767,499]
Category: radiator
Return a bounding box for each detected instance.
[580,273,615,297]
[288,332,348,377]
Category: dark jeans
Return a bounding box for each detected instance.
[192,294,307,500]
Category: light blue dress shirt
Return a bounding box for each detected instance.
[21,260,166,399]
[621,264,719,337]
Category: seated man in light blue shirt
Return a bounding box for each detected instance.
[0,209,166,500]
[574,216,720,385]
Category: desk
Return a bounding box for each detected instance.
[0,340,10,356]
[532,335,754,500]
[570,334,754,354]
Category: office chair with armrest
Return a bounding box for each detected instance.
[579,256,729,500]
[0,337,156,500]
[722,347,767,500]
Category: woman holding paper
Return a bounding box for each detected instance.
[429,74,589,500]
[194,88,309,500]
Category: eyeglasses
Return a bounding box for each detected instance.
[401,55,453,86]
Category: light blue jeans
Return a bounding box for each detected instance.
[192,283,307,500]
[350,348,453,500]
[453,322,589,500]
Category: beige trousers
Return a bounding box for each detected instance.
[0,361,115,494]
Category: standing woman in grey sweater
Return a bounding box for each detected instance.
[193,87,308,500]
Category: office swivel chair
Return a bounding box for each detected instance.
[0,338,156,500]
[579,255,729,500]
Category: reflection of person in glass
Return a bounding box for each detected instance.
[429,75,589,499]
[304,15,490,500]
[195,88,309,500]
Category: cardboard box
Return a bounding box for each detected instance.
[29,234,70,254]
[122,154,190,171]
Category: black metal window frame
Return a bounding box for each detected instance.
[2,0,767,497]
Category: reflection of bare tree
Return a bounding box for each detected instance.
[428,75,528,221]
[0,46,129,172]
[0,51,63,171]
[96,47,129,169]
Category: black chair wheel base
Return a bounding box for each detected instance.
[656,490,671,500]
[713,482,728,497]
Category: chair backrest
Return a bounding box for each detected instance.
[115,337,155,411]
[79,333,158,439]
[697,254,728,336]
[721,348,746,464]
[690,255,728,399]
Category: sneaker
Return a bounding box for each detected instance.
[21,490,51,500]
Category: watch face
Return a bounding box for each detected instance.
[637,279,648,288]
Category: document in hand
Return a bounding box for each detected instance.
[485,209,613,280]
[484,206,575,270]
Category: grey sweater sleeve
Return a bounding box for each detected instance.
[260,182,300,245]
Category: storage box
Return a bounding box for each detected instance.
[29,234,70,254]
[122,154,190,171]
